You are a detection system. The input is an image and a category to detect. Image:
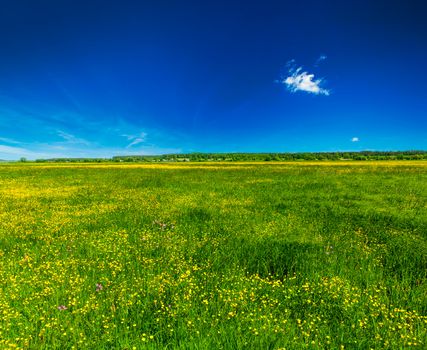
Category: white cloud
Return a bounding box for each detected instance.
[281,59,330,96]
[351,137,359,142]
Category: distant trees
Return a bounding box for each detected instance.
[32,151,427,163]
[110,151,427,162]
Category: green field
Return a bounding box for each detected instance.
[1,162,426,349]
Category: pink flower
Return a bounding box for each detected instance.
[96,283,103,292]
[57,305,67,311]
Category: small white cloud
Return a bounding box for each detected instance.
[281,59,330,96]
[283,67,330,96]
[122,132,147,148]
[351,137,359,142]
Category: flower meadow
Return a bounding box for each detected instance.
[0,162,426,349]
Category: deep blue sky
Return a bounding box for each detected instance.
[0,0,426,159]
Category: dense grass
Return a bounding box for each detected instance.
[0,162,426,349]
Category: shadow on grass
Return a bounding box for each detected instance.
[217,236,324,279]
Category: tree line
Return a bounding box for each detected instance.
[33,151,427,163]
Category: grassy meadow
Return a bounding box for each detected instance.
[0,161,426,349]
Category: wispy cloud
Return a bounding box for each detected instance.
[315,55,327,66]
[280,59,330,96]
[351,137,359,142]
[0,136,22,145]
[57,130,91,145]
[0,143,182,160]
[0,144,63,159]
[0,96,180,159]
[0,144,29,157]
[122,132,147,148]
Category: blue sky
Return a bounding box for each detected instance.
[0,0,426,159]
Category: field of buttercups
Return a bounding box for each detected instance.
[0,162,426,349]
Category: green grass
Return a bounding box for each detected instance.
[0,162,426,349]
